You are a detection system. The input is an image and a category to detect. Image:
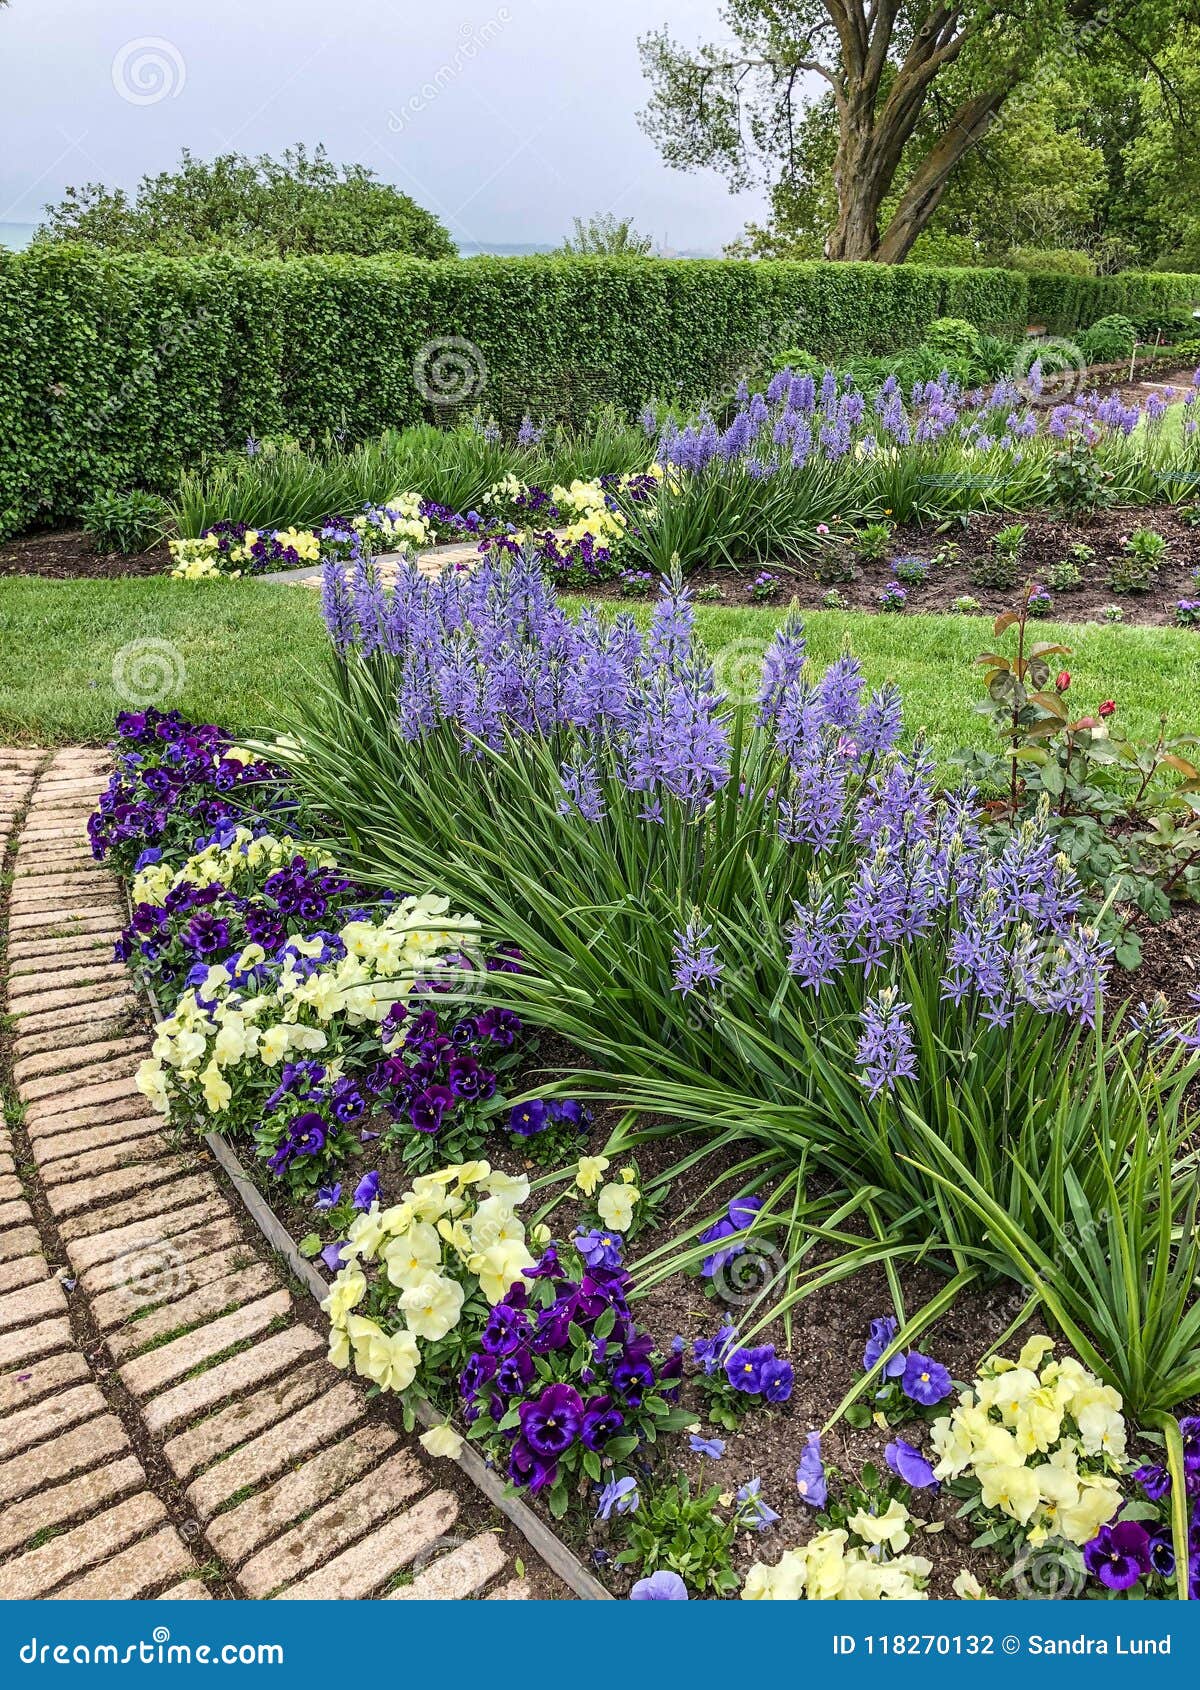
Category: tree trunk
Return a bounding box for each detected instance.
[874,86,1015,262]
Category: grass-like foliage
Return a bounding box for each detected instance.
[264,556,1200,1420]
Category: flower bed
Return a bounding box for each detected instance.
[92,562,1200,1599]
[166,470,661,588]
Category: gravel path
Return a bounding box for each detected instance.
[0,750,548,1601]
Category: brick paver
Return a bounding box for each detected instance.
[0,749,561,1601]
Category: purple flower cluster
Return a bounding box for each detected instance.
[697,1193,762,1276]
[255,1061,367,1193]
[649,364,1177,482]
[1089,1419,1200,1594]
[506,1096,592,1139]
[862,1316,952,1407]
[374,1003,523,1138]
[321,555,734,816]
[460,1240,682,1496]
[692,1324,794,1403]
[202,519,319,575]
[89,710,285,870]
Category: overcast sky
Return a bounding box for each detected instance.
[0,0,770,252]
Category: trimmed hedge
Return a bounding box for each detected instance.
[2,248,1198,539]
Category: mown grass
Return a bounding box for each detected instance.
[2,575,1199,761]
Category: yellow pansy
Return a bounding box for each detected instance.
[322,1265,368,1326]
[399,1275,465,1342]
[355,1326,419,1393]
[848,1499,911,1553]
[419,1422,465,1459]
[381,1223,442,1290]
[596,1182,637,1233]
[200,1061,232,1113]
[802,1530,849,1600]
[575,1155,610,1197]
[471,1239,535,1305]
[952,1569,992,1599]
[135,1059,170,1115]
[974,1459,1041,1525]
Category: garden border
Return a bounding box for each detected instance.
[135,952,612,1603]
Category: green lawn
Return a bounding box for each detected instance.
[2,576,1198,760]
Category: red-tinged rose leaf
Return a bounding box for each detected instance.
[993,612,1019,636]
[1029,642,1072,658]
[1028,692,1068,717]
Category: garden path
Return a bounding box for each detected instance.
[0,752,548,1600]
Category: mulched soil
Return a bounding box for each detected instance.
[0,528,168,579]
[587,501,1200,629]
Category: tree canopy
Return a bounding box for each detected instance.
[640,2,1194,265]
[34,144,456,260]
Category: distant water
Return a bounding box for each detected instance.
[0,222,34,250]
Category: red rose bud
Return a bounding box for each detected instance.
[1098,699,1117,718]
[1055,670,1071,692]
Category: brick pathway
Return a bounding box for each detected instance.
[0,751,550,1601]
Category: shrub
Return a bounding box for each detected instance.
[1006,249,1097,278]
[969,523,1025,589]
[81,487,165,553]
[922,317,980,363]
[1080,314,1138,363]
[854,520,892,562]
[1045,543,1094,591]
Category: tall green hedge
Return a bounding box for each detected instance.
[2,248,1198,539]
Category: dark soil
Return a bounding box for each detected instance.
[594,502,1200,629]
[1110,900,1200,1021]
[0,527,169,579]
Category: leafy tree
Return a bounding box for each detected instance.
[554,213,655,256]
[639,2,1184,263]
[34,144,455,259]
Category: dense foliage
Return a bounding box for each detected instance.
[33,145,455,261]
[4,246,1196,540]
